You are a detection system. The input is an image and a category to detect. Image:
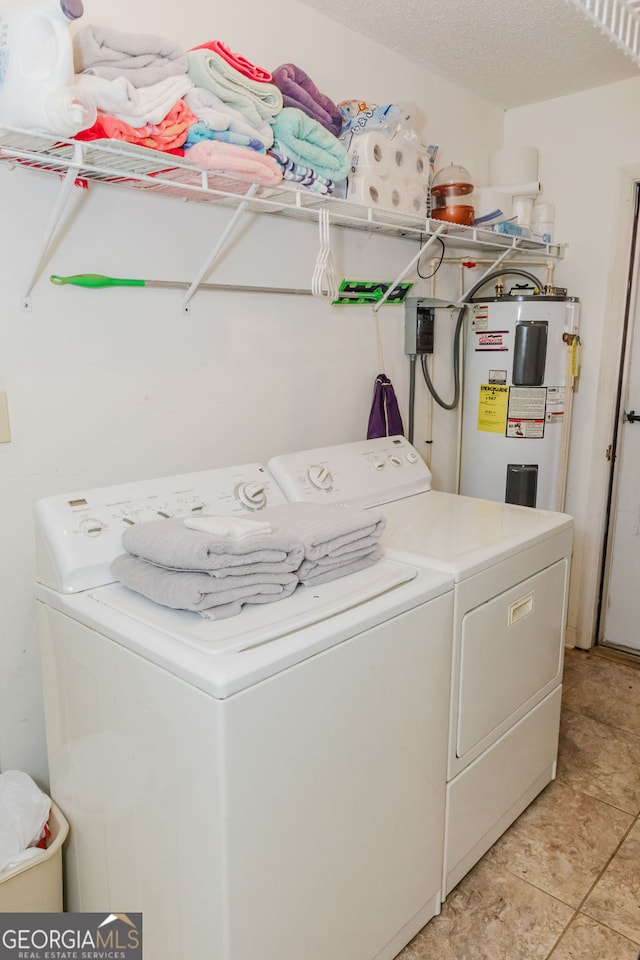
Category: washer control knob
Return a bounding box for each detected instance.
[236,481,267,511]
[307,464,333,491]
[373,460,385,471]
[406,451,418,463]
[79,517,104,537]
[389,456,402,467]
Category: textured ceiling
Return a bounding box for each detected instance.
[300,0,640,108]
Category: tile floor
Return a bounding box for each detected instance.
[396,647,640,960]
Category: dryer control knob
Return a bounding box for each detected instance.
[79,517,104,537]
[236,481,267,511]
[307,464,333,491]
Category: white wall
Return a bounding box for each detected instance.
[504,76,640,649]
[0,0,503,783]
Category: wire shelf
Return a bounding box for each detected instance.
[0,126,565,258]
[567,0,640,65]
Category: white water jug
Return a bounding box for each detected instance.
[0,0,96,136]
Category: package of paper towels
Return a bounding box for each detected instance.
[403,189,427,216]
[391,144,428,179]
[347,172,402,211]
[347,131,429,215]
[347,170,426,215]
[349,132,395,176]
[349,131,426,174]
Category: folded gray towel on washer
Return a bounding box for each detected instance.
[257,501,386,561]
[256,501,386,585]
[297,546,383,587]
[121,516,304,575]
[111,553,298,619]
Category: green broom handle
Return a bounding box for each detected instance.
[50,274,146,288]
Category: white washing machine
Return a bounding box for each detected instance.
[35,461,454,960]
[267,436,573,897]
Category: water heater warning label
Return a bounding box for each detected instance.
[506,387,546,438]
[477,384,509,433]
[506,419,545,438]
[508,386,546,418]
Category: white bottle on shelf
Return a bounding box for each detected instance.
[0,0,95,137]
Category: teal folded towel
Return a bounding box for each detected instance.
[272,107,350,182]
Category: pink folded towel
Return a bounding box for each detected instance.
[190,40,272,83]
[76,99,197,151]
[186,140,283,186]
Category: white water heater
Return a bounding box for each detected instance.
[459,293,580,510]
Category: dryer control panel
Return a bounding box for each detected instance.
[268,436,431,508]
[35,464,287,593]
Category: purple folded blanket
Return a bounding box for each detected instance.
[271,63,342,137]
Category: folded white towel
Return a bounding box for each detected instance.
[75,73,193,128]
[184,515,272,540]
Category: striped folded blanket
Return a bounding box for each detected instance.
[268,150,335,195]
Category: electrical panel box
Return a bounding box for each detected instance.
[405,299,435,355]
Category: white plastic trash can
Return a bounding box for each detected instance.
[0,802,69,912]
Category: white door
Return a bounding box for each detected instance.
[601,211,640,653]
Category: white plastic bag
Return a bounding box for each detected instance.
[0,770,51,874]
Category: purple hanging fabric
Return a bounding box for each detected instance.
[367,373,405,439]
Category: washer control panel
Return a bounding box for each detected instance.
[268,436,431,508]
[35,463,287,593]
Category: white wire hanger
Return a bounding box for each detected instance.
[311,207,340,300]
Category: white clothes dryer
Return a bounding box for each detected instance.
[267,436,573,897]
[35,461,454,960]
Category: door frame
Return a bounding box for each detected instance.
[594,170,640,647]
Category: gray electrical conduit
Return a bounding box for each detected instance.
[419,267,544,411]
